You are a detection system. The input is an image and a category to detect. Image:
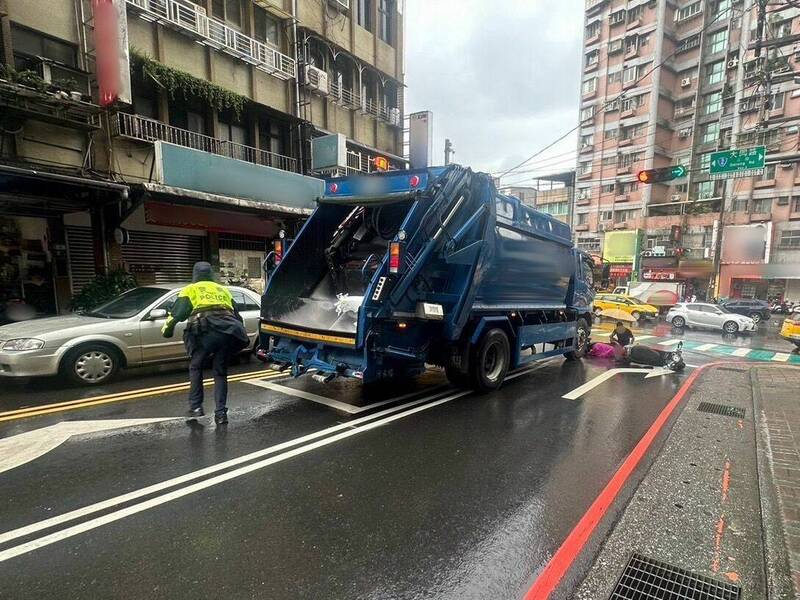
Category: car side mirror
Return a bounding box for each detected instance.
[147,309,168,320]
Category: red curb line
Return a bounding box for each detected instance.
[523,361,735,599]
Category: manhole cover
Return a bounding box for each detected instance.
[697,402,746,419]
[610,554,741,599]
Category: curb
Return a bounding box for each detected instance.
[750,365,796,600]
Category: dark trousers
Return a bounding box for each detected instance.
[188,331,234,417]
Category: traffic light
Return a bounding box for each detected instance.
[637,165,687,184]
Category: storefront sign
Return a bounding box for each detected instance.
[92,0,131,106]
[642,269,677,281]
[603,230,641,264]
[721,223,772,264]
[609,264,632,278]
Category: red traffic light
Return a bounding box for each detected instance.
[637,170,651,183]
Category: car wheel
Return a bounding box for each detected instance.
[469,328,510,393]
[671,316,686,329]
[749,312,762,324]
[631,311,641,321]
[723,321,739,334]
[62,343,121,386]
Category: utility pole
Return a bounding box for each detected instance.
[444,138,454,165]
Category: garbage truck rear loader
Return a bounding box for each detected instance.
[258,165,595,391]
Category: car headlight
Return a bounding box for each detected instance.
[2,338,45,351]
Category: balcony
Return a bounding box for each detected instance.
[615,193,630,203]
[113,112,297,172]
[0,77,101,130]
[126,0,296,80]
[326,80,401,127]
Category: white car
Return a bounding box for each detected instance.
[0,284,261,385]
[665,302,756,334]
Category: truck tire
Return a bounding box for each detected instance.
[469,328,510,393]
[564,318,590,361]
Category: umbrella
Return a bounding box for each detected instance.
[598,308,638,323]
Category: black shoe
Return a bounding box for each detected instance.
[214,414,228,426]
[185,407,205,421]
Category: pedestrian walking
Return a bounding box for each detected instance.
[161,262,250,425]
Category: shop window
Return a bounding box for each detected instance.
[11,23,78,70]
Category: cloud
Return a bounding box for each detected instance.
[405,0,584,177]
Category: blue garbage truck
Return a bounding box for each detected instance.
[258,165,595,391]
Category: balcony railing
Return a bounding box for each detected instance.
[126,0,296,80]
[0,78,101,130]
[113,112,297,173]
[326,80,401,126]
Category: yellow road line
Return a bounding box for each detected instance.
[0,371,281,423]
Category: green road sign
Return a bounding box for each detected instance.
[710,146,766,179]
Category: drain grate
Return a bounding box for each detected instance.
[697,402,746,419]
[610,554,741,599]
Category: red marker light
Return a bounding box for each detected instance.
[389,242,401,274]
[637,170,651,183]
[329,183,339,193]
[409,175,421,188]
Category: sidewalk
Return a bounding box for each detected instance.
[572,363,800,600]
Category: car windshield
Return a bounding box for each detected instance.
[84,287,170,319]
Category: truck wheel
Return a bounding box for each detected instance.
[469,328,510,393]
[565,318,589,361]
[445,365,469,388]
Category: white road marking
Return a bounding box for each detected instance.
[246,379,449,415]
[634,335,655,341]
[0,419,173,475]
[694,343,717,351]
[562,368,672,400]
[732,348,751,357]
[0,368,540,563]
[655,339,682,346]
[771,353,791,362]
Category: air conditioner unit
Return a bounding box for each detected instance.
[598,223,606,232]
[678,128,692,138]
[303,64,330,95]
[680,77,692,87]
[389,107,401,126]
[727,58,739,68]
[671,194,683,201]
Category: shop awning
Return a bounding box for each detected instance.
[0,164,128,217]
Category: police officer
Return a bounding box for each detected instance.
[161,262,249,425]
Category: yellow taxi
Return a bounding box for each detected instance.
[780,313,800,350]
[593,294,660,321]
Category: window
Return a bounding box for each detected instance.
[610,10,626,25]
[772,91,785,110]
[11,24,78,69]
[628,6,641,22]
[259,117,286,157]
[714,0,732,17]
[539,201,568,216]
[703,91,722,114]
[732,198,747,212]
[602,183,616,193]
[600,210,613,221]
[580,105,596,121]
[605,128,618,140]
[578,160,592,175]
[706,29,728,55]
[582,77,598,94]
[585,49,599,67]
[752,198,772,213]
[761,164,777,181]
[625,35,638,54]
[698,152,712,171]
[620,181,638,193]
[577,212,589,225]
[614,209,637,223]
[695,180,715,199]
[623,65,639,84]
[780,229,800,247]
[602,156,617,167]
[639,33,650,47]
[496,197,515,219]
[254,8,280,47]
[706,60,725,85]
[230,290,260,312]
[378,0,395,45]
[212,0,243,28]
[677,34,701,53]
[702,122,719,145]
[357,0,373,31]
[581,133,594,147]
[586,21,600,39]
[675,1,702,22]
[793,197,800,212]
[608,70,622,84]
[619,152,643,168]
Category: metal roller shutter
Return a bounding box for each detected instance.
[65,226,96,294]
[121,230,205,283]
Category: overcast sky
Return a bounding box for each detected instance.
[404,0,584,186]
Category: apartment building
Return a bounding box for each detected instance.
[0,0,405,315]
[499,171,576,226]
[577,0,800,301]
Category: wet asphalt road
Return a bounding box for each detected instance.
[0,323,785,599]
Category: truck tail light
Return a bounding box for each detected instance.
[389,242,401,274]
[273,240,283,265]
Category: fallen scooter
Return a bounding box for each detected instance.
[623,341,686,372]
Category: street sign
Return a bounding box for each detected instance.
[710,146,766,179]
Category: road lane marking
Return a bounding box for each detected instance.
[562,368,675,400]
[0,419,175,475]
[694,343,718,351]
[732,348,751,357]
[655,339,682,346]
[634,335,654,341]
[246,380,451,415]
[0,368,539,556]
[771,353,791,362]
[0,371,281,424]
